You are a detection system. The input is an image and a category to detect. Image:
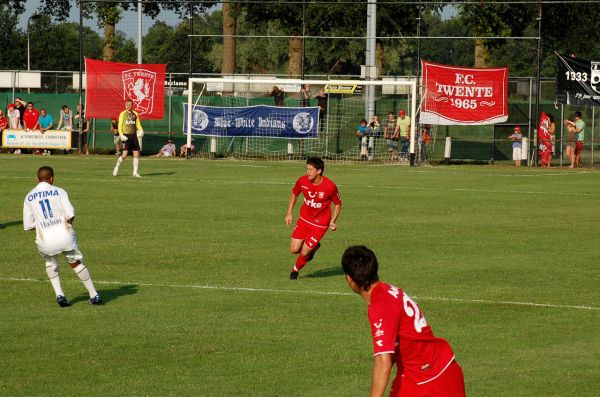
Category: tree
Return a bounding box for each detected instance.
[457,2,535,67]
[0,3,27,69]
[221,0,239,75]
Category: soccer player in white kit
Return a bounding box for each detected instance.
[23,166,102,307]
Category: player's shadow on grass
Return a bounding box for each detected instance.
[0,220,23,229]
[142,172,176,176]
[70,284,138,305]
[304,267,344,279]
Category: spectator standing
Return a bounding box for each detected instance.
[508,126,523,167]
[573,111,585,167]
[564,117,577,168]
[367,115,381,160]
[316,88,328,131]
[154,139,177,157]
[14,97,27,127]
[75,104,89,155]
[300,84,311,107]
[341,246,466,397]
[394,110,411,158]
[268,86,285,106]
[564,112,585,167]
[356,119,368,161]
[7,103,21,129]
[384,112,399,161]
[111,118,121,155]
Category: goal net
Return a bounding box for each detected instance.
[185,77,417,163]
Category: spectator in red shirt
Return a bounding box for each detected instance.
[0,110,7,131]
[23,102,40,130]
[342,246,466,397]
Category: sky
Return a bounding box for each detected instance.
[19,1,456,38]
[18,0,190,38]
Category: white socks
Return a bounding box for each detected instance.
[72,263,98,298]
[45,261,65,297]
[133,157,139,175]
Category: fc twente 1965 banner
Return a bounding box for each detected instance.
[421,61,509,125]
[556,53,600,106]
[183,104,320,139]
[85,58,166,119]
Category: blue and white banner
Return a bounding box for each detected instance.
[183,104,320,138]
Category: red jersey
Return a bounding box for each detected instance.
[368,282,456,385]
[23,108,40,129]
[292,175,341,229]
[0,116,7,130]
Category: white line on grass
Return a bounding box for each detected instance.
[2,174,598,197]
[1,277,598,311]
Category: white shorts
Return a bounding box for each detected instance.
[163,152,173,157]
[36,232,82,262]
[512,147,522,161]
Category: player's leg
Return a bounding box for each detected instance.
[425,361,466,397]
[114,149,128,176]
[132,150,141,177]
[65,248,102,304]
[43,256,70,307]
[290,226,326,279]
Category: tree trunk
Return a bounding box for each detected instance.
[376,42,384,76]
[103,22,116,61]
[474,38,487,67]
[287,35,302,77]
[221,1,236,75]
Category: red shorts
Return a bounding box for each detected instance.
[576,141,583,154]
[390,360,466,397]
[291,219,328,249]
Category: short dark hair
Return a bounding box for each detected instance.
[306,157,324,174]
[37,166,54,181]
[575,111,582,118]
[341,246,380,291]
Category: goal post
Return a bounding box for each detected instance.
[185,77,417,163]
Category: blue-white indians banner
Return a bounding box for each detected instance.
[183,104,320,138]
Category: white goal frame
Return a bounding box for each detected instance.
[186,77,418,160]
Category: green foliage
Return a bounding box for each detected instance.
[0,3,26,69]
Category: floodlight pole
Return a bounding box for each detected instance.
[411,1,422,167]
[301,0,306,80]
[137,0,142,64]
[365,0,376,120]
[533,1,542,167]
[79,4,84,155]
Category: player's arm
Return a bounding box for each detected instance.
[135,111,143,131]
[22,202,36,231]
[285,193,298,226]
[370,353,394,397]
[330,203,341,231]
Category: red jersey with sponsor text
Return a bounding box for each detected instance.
[368,282,456,385]
[292,175,341,229]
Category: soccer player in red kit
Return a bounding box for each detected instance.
[285,157,341,280]
[341,246,466,397]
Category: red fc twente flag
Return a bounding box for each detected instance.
[85,58,166,119]
[421,61,509,125]
[538,111,552,166]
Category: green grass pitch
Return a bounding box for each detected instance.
[0,155,599,396]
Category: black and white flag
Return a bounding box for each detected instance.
[556,53,600,106]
